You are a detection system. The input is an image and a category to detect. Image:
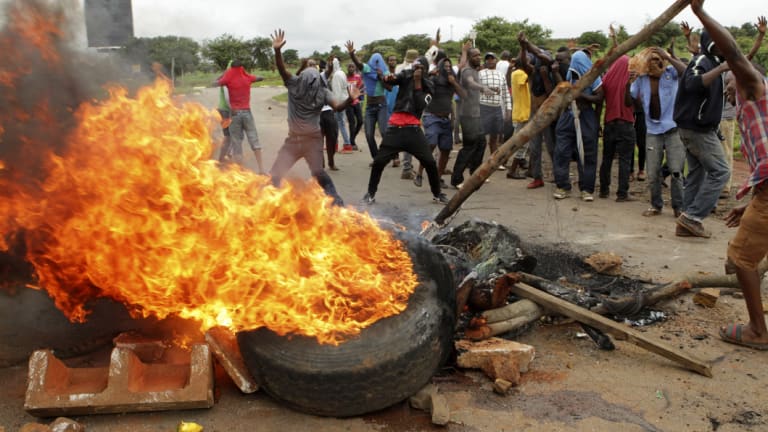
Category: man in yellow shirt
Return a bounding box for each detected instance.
[506,38,534,180]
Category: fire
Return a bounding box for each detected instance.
[1,78,419,344]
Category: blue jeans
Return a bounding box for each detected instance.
[678,128,730,220]
[554,107,599,193]
[364,102,389,159]
[599,120,635,198]
[335,111,350,145]
[646,129,685,211]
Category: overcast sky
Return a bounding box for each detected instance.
[75,0,766,55]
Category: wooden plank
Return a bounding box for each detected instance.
[510,282,713,378]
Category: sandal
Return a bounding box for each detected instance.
[719,323,768,350]
[642,207,662,217]
[637,171,646,181]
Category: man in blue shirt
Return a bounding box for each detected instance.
[629,48,687,222]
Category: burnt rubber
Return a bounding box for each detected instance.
[237,231,456,417]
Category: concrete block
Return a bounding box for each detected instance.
[113,331,168,362]
[456,338,535,383]
[205,326,258,393]
[25,344,214,417]
[693,288,720,308]
[408,383,438,411]
[493,378,513,395]
[430,393,451,426]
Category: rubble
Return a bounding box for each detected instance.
[693,288,721,308]
[50,417,85,432]
[455,338,535,385]
[492,378,514,395]
[408,384,451,426]
[205,327,259,393]
[584,252,623,276]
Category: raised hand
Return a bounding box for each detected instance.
[757,16,767,34]
[345,40,355,54]
[690,0,704,15]
[517,31,528,46]
[680,21,692,38]
[271,29,286,50]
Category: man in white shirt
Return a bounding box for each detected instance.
[478,52,513,157]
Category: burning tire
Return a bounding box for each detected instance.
[237,232,456,417]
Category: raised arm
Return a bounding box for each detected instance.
[746,16,767,61]
[680,21,700,56]
[345,40,364,74]
[271,29,291,82]
[691,0,763,99]
[516,32,534,76]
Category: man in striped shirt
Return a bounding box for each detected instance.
[692,0,768,350]
[478,52,512,158]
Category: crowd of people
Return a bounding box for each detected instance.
[212,1,768,352]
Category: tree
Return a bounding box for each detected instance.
[202,34,254,70]
[643,21,682,48]
[577,30,608,50]
[247,37,273,70]
[120,36,200,77]
[470,17,551,53]
[282,49,299,65]
[395,34,431,56]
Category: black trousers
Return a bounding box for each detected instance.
[367,126,440,197]
[451,116,486,186]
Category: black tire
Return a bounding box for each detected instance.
[237,231,456,417]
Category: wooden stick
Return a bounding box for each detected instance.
[591,259,768,315]
[510,281,713,378]
[482,299,543,323]
[434,0,693,225]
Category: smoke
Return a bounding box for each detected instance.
[0,0,126,281]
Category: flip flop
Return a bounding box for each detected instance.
[719,323,768,350]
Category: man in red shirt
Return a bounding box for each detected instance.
[215,60,265,173]
[691,0,768,350]
[361,57,448,205]
[598,55,635,201]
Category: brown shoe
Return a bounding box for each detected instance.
[675,225,693,237]
[392,159,400,168]
[676,214,711,238]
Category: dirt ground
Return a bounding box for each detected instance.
[1,86,766,432]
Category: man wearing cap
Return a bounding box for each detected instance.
[673,29,731,238]
[478,52,512,161]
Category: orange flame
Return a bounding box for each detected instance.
[1,79,419,345]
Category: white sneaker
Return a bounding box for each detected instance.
[581,191,594,202]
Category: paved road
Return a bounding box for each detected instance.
[1,86,756,432]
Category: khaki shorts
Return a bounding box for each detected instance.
[728,185,768,271]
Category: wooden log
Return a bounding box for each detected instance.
[509,281,713,378]
[482,299,543,323]
[591,259,768,315]
[464,300,544,341]
[433,0,693,225]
